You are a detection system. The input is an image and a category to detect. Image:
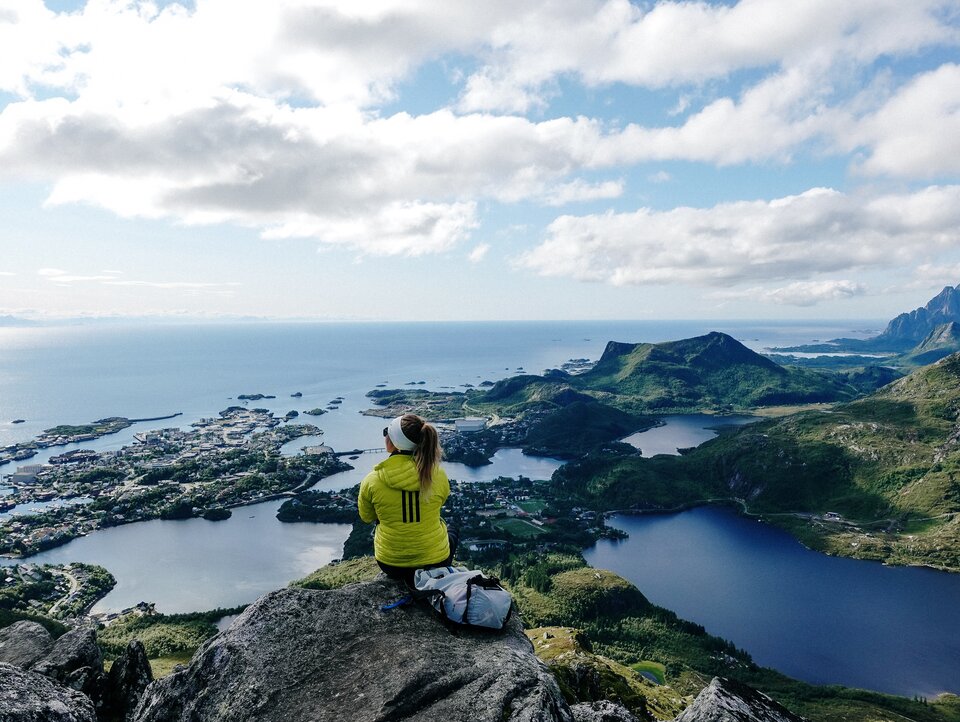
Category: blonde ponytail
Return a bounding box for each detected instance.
[400,414,442,492]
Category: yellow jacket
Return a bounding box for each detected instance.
[358,453,451,567]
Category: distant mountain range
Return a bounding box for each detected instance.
[774,284,960,355]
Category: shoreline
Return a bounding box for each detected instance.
[604,501,960,575]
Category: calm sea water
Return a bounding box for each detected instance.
[584,508,960,697]
[0,320,877,452]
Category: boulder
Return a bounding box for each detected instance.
[134,578,574,722]
[30,627,103,695]
[0,621,54,668]
[674,677,806,722]
[0,662,97,722]
[101,640,154,721]
[570,701,640,722]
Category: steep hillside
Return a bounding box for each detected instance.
[900,322,960,367]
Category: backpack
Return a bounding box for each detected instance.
[412,566,513,630]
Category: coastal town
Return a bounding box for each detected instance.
[0,406,349,556]
[1,562,116,623]
[0,393,600,561]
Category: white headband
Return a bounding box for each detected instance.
[387,416,417,451]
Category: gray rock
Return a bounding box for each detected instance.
[675,677,806,722]
[30,627,103,694]
[0,662,97,722]
[134,578,574,722]
[102,640,154,721]
[570,701,640,722]
[0,621,54,669]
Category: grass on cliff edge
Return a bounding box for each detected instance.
[290,556,380,590]
[526,625,687,721]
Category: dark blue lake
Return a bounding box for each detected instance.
[584,507,960,698]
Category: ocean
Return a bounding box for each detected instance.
[0,319,879,454]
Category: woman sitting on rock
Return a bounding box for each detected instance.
[358,413,458,586]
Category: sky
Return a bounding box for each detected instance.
[1,0,959,322]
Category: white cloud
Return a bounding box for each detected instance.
[39,268,117,283]
[905,264,960,290]
[0,0,509,111]
[842,64,960,178]
[0,0,957,266]
[0,99,639,253]
[468,243,491,263]
[517,185,960,286]
[648,171,672,184]
[0,271,15,276]
[260,200,478,257]
[713,280,867,306]
[6,1,951,115]
[457,0,957,112]
[588,65,834,166]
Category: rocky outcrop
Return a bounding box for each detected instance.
[29,627,103,696]
[133,578,574,722]
[0,621,54,668]
[0,663,97,722]
[0,622,156,720]
[570,701,640,722]
[674,677,806,722]
[903,321,960,365]
[101,640,154,721]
